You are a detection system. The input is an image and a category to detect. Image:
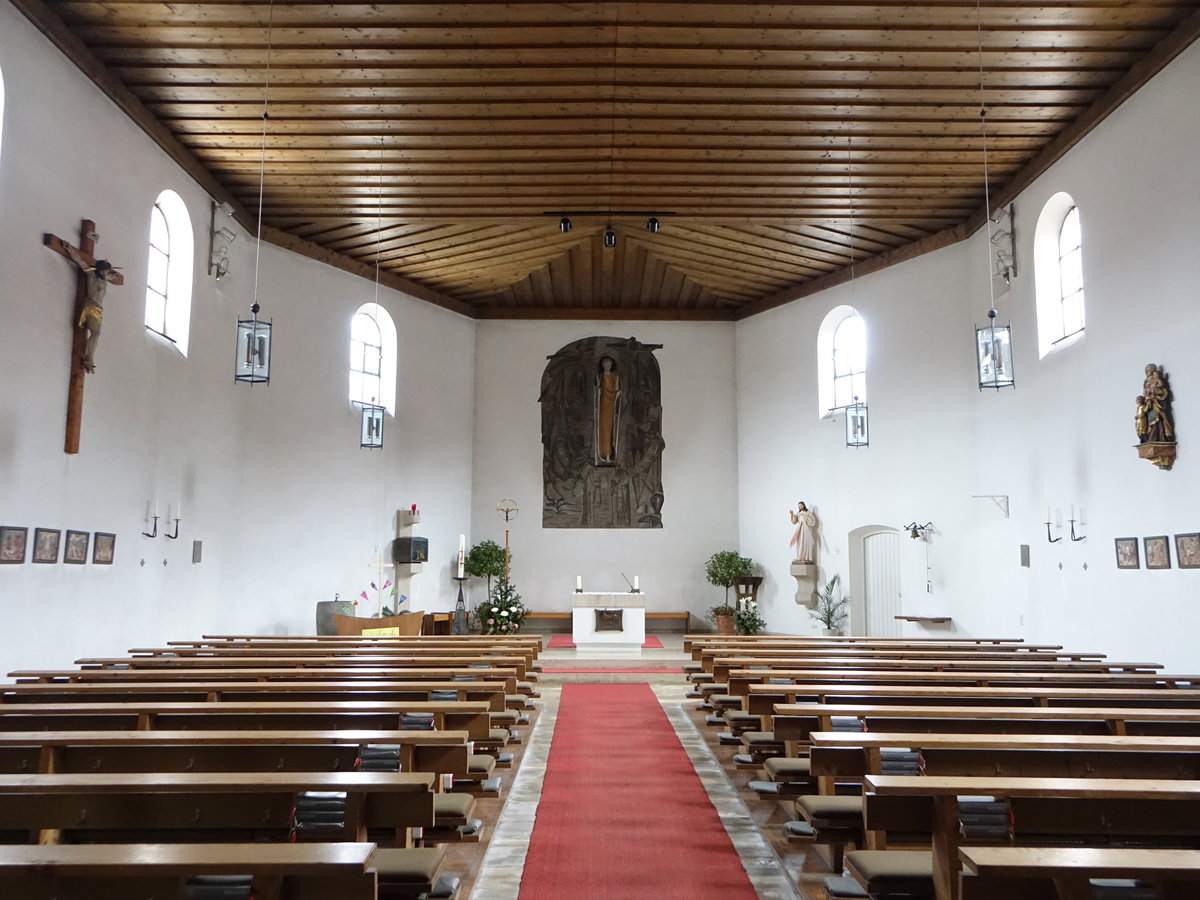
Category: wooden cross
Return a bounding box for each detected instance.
[43,219,124,455]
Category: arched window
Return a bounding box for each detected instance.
[817,305,867,416]
[349,303,397,414]
[1034,192,1085,357]
[143,189,194,354]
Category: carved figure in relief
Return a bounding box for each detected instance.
[789,501,818,563]
[595,356,621,463]
[1136,363,1174,445]
[62,244,120,373]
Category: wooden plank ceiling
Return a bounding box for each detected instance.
[22,1,1200,319]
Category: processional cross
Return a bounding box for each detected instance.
[43,219,124,454]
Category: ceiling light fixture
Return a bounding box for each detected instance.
[559,216,572,233]
[646,217,660,233]
[234,0,276,385]
[973,0,1015,391]
[604,226,617,248]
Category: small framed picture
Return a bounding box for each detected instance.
[1115,537,1140,569]
[1145,535,1171,570]
[92,532,116,565]
[32,528,61,564]
[1175,533,1200,570]
[0,526,28,564]
[64,530,90,565]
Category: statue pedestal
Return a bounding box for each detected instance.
[790,561,818,608]
[1137,441,1176,470]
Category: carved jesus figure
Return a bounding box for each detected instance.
[62,244,120,373]
[595,356,621,463]
[789,501,818,563]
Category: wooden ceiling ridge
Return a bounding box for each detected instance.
[13,0,1200,322]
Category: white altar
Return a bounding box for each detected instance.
[571,592,646,651]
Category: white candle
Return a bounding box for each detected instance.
[1055,508,1062,528]
[175,499,183,521]
[1070,505,1075,521]
[457,534,466,578]
[153,496,159,519]
[576,575,582,591]
[1045,506,1050,523]
[1080,506,1087,525]
[633,575,639,591]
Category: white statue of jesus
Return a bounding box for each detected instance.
[788,501,817,563]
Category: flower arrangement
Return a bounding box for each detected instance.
[475,574,526,635]
[734,599,767,635]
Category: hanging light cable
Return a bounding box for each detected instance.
[235,0,277,384]
[845,136,868,447]
[973,0,1014,390]
[360,137,386,449]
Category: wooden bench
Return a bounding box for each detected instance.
[0,842,382,900]
[524,611,690,632]
[861,774,1200,900]
[0,771,436,846]
[958,846,1200,900]
[773,703,1200,742]
[745,682,1200,716]
[0,680,513,712]
[727,668,1200,694]
[0,699,494,739]
[9,667,522,693]
[75,654,532,680]
[0,728,471,777]
[684,635,1036,652]
[709,656,1163,682]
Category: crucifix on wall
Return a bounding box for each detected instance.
[43,219,124,455]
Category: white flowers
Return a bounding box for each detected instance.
[500,610,510,617]
[491,607,498,612]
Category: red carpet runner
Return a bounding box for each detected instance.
[518,683,758,900]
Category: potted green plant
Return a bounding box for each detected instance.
[810,574,850,635]
[704,550,753,634]
[465,540,507,595]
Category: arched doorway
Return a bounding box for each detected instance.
[849,525,902,637]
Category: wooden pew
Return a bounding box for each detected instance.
[684,635,1036,652]
[728,668,1200,693]
[0,700,493,739]
[131,644,540,666]
[773,703,1200,742]
[0,729,471,778]
[958,846,1200,900]
[0,680,511,712]
[0,771,435,846]
[745,682,1200,716]
[0,842,382,900]
[74,654,532,680]
[9,667,521,693]
[698,647,1107,671]
[861,774,1200,900]
[709,656,1163,683]
[809,731,1200,788]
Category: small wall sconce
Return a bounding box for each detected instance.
[165,501,182,540]
[141,498,159,538]
[1045,507,1062,543]
[603,226,617,248]
[234,303,272,384]
[904,522,933,540]
[359,402,385,449]
[1069,505,1086,542]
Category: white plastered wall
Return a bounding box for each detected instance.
[736,39,1200,670]
[0,4,476,672]
[471,321,739,622]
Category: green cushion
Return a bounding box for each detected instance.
[797,795,863,822]
[375,847,445,883]
[845,850,933,891]
[764,757,811,779]
[433,792,475,824]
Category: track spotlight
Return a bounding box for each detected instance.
[559,216,572,233]
[604,226,617,248]
[646,217,660,234]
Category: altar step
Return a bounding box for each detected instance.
[538,654,688,684]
